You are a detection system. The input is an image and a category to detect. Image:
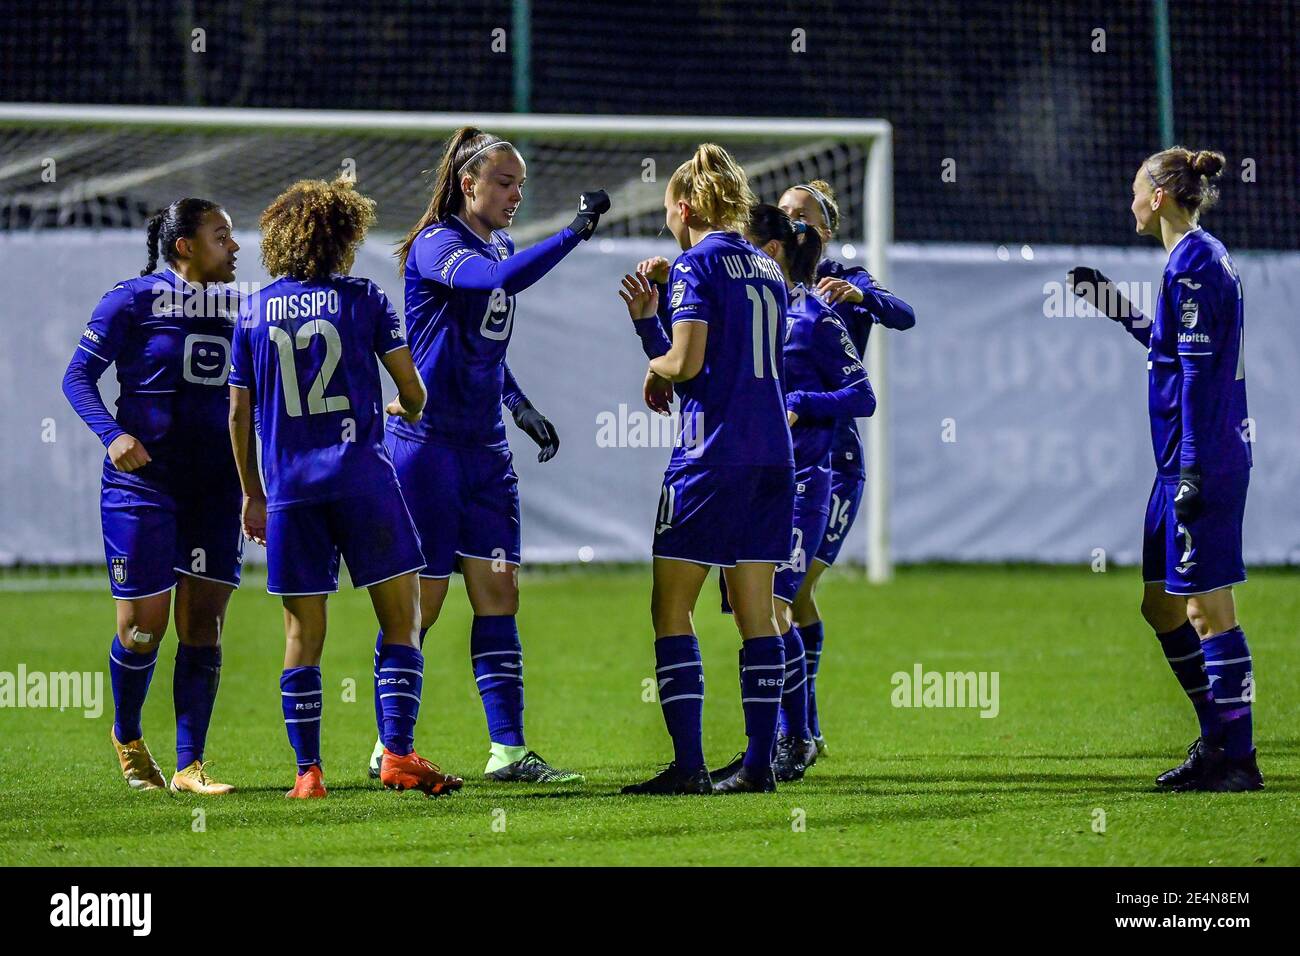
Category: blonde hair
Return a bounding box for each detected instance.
[260,177,376,279]
[668,143,756,234]
[1144,146,1226,216]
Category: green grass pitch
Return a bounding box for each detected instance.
[1,565,1296,866]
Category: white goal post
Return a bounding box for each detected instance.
[0,103,895,582]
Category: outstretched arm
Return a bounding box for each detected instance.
[1069,267,1151,347]
[817,264,916,331]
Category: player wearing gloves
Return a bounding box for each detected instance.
[1069,147,1260,793]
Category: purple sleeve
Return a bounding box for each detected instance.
[1118,308,1153,347]
[629,279,674,358]
[501,362,529,412]
[62,349,125,448]
[633,317,672,359]
[785,317,876,421]
[1173,268,1223,471]
[64,282,134,447]
[370,283,407,355]
[823,262,916,331]
[411,225,582,296]
[228,297,254,389]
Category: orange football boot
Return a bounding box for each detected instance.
[111,730,167,791]
[285,764,327,799]
[379,749,464,796]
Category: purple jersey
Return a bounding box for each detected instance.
[67,268,240,492]
[816,258,915,477]
[1148,228,1251,478]
[783,287,874,489]
[392,216,582,449]
[666,232,794,468]
[230,275,408,510]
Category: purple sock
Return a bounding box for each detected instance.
[109,635,158,743]
[654,634,705,772]
[739,636,785,776]
[1202,627,1254,758]
[471,615,525,747]
[779,626,810,740]
[1156,621,1219,741]
[280,666,322,773]
[173,643,221,769]
[802,621,824,738]
[376,643,424,756]
[374,627,427,736]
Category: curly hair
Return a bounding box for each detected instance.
[260,177,377,279]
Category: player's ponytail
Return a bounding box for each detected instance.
[668,143,755,234]
[747,203,822,286]
[1145,146,1227,217]
[141,210,165,276]
[141,198,220,276]
[397,126,518,271]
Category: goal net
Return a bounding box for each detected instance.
[0,105,895,581]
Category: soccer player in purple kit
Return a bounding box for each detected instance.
[63,198,244,795]
[778,180,915,757]
[1069,147,1261,792]
[382,127,609,784]
[618,145,795,795]
[229,178,461,799]
[752,204,875,782]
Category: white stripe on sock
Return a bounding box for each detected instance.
[659,693,705,704]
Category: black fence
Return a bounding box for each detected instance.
[3,0,1296,248]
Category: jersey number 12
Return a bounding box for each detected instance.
[268,319,351,417]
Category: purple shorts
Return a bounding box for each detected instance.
[265,487,424,595]
[387,433,521,578]
[1142,470,1248,596]
[653,462,794,567]
[101,482,243,600]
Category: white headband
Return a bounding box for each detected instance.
[793,183,834,231]
[458,141,516,177]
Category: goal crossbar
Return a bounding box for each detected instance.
[0,103,894,582]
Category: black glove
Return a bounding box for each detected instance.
[1173,468,1202,524]
[1068,266,1127,322]
[568,190,611,240]
[512,402,559,462]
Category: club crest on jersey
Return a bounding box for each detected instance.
[110,557,127,585]
[671,280,686,309]
[1180,299,1199,329]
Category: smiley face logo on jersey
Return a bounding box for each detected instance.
[183,333,231,385]
[479,291,517,342]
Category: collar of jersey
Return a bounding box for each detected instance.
[450,214,500,249]
[1166,225,1202,263]
[164,266,205,295]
